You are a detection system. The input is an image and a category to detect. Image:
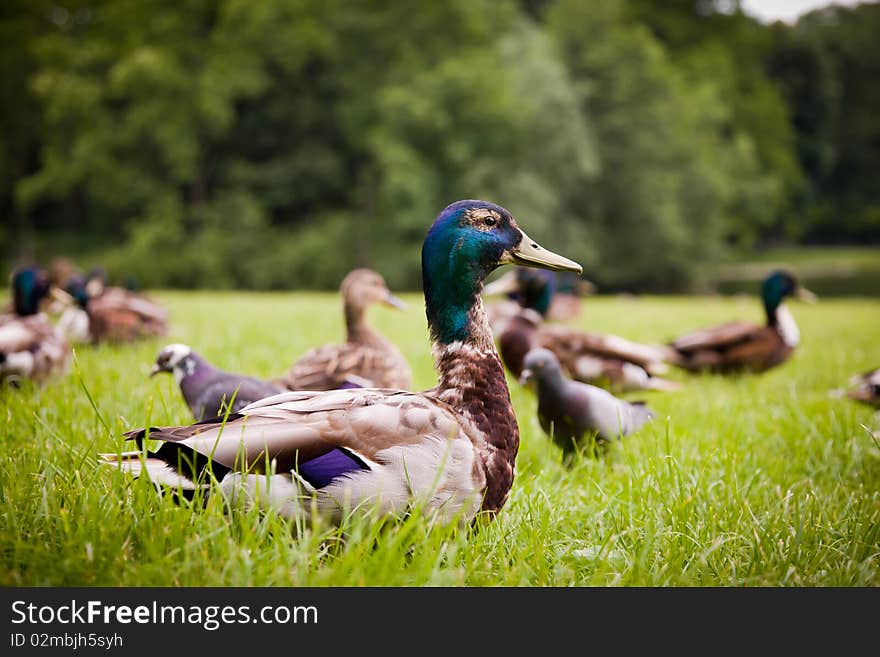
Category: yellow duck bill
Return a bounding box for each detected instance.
[510,229,583,274]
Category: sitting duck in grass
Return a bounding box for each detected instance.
[277,268,412,391]
[101,200,582,526]
[519,348,654,457]
[669,270,816,374]
[60,271,169,344]
[0,267,71,384]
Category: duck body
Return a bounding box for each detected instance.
[491,269,678,392]
[534,323,679,391]
[1,267,71,384]
[670,271,810,374]
[62,275,168,344]
[152,344,285,421]
[278,269,412,391]
[102,200,582,525]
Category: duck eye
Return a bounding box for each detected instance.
[484,216,497,227]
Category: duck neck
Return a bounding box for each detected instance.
[771,303,800,347]
[344,302,386,348]
[427,285,520,514]
[763,295,780,326]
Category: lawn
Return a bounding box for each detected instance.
[1,290,878,586]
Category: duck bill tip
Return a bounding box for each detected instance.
[511,229,582,275]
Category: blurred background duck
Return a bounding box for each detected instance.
[669,270,816,373]
[486,267,680,392]
[484,267,594,334]
[277,268,412,391]
[839,368,880,407]
[0,266,71,384]
[102,200,582,525]
[48,256,80,291]
[59,269,168,344]
[520,348,654,457]
[151,343,284,421]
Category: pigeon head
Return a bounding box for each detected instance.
[151,343,195,378]
[519,348,565,386]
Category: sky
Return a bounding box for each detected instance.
[740,0,867,23]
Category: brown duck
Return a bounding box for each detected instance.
[60,272,168,344]
[670,270,815,373]
[277,268,412,391]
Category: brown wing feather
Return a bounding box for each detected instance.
[88,288,168,342]
[671,320,761,353]
[123,388,465,474]
[280,342,411,390]
[716,327,791,371]
[536,325,674,374]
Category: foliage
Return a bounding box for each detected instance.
[1,0,878,290]
[767,3,880,242]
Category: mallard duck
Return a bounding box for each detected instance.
[488,267,680,392]
[100,199,582,524]
[152,343,285,421]
[520,348,654,454]
[0,267,71,384]
[59,274,168,344]
[841,368,880,407]
[670,270,816,373]
[277,268,412,391]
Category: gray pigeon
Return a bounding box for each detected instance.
[151,343,284,421]
[519,348,654,454]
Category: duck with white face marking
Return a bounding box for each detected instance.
[0,267,71,384]
[520,348,654,456]
[277,268,412,391]
[152,343,285,421]
[669,270,816,373]
[101,200,582,525]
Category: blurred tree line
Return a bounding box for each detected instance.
[1,0,878,291]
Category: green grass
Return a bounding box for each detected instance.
[1,291,879,586]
